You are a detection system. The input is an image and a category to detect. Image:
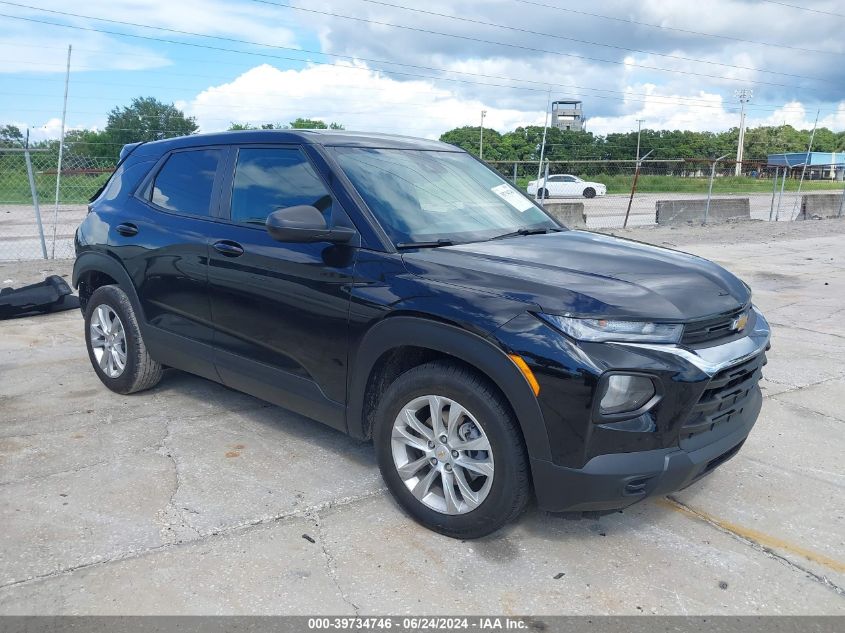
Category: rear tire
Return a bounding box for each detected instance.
[583,187,596,199]
[84,285,163,395]
[373,360,530,539]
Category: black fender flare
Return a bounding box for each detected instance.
[72,251,145,321]
[346,316,552,462]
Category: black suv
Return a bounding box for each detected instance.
[74,130,770,538]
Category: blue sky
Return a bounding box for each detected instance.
[2,0,844,142]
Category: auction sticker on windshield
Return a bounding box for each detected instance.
[491,183,534,212]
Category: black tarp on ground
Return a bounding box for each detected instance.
[0,275,80,320]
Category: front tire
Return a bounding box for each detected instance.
[583,187,596,199]
[84,285,163,395]
[373,361,530,539]
[537,187,549,199]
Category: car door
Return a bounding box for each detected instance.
[545,175,563,197]
[111,146,226,381]
[206,145,357,430]
[559,175,578,197]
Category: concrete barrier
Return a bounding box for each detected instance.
[655,198,750,225]
[542,201,586,228]
[799,193,844,220]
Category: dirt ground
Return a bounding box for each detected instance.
[0,219,843,615]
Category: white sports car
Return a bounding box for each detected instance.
[526,174,607,199]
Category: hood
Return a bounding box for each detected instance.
[400,230,750,321]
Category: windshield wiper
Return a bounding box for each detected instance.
[396,238,455,250]
[490,227,561,240]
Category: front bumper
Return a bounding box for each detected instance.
[531,386,761,511]
[497,307,771,513]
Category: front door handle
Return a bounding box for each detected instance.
[212,240,244,257]
[115,222,138,237]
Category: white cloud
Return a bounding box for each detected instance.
[11,117,97,143]
[183,63,845,141]
[183,63,546,138]
[0,0,299,73]
[583,85,845,135]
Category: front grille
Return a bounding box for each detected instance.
[682,353,766,439]
[682,307,747,345]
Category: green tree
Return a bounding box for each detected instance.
[0,124,24,147]
[228,122,286,130]
[103,97,198,159]
[288,118,344,129]
[64,128,114,161]
[440,125,504,158]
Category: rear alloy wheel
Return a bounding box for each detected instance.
[84,285,163,394]
[374,361,530,538]
[89,304,127,378]
[583,187,596,199]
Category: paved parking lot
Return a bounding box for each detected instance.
[1,220,843,615]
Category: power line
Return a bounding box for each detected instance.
[5,80,830,120]
[247,0,829,90]
[0,11,778,106]
[2,13,833,116]
[513,0,843,56]
[4,0,828,92]
[351,0,828,81]
[760,0,845,19]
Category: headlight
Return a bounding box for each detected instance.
[539,313,683,343]
[598,374,656,415]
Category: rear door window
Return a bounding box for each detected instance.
[151,149,223,216]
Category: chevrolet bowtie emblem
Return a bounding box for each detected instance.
[732,312,749,332]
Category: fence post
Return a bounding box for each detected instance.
[704,154,729,225]
[513,161,517,185]
[623,150,653,228]
[24,148,48,260]
[838,178,845,218]
[775,168,788,221]
[541,161,549,203]
[769,166,779,221]
[790,109,819,221]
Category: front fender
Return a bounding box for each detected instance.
[346,315,552,462]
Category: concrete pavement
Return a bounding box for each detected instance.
[0,220,843,614]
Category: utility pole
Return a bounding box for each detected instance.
[635,119,644,161]
[479,110,487,160]
[734,88,752,176]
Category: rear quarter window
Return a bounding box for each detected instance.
[150,149,222,216]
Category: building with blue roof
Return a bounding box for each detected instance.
[767,152,845,180]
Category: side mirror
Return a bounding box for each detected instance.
[265,205,356,244]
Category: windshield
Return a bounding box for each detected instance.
[330,148,558,245]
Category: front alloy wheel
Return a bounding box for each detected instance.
[374,360,530,538]
[391,395,494,515]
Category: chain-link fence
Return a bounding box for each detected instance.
[2,150,844,262]
[0,150,113,261]
[487,159,845,229]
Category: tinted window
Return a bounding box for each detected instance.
[230,148,331,225]
[332,148,555,245]
[151,149,221,216]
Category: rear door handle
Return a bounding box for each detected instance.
[212,240,244,257]
[115,222,138,237]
